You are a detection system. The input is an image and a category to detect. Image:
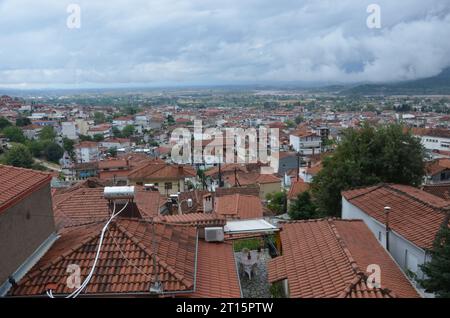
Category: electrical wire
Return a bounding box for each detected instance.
[46,200,130,298]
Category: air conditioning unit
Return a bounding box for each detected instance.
[205,227,224,242]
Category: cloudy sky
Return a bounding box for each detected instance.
[1,0,450,88]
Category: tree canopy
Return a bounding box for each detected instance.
[122,125,135,138]
[266,191,287,215]
[311,124,426,216]
[288,191,320,220]
[2,144,34,168]
[39,126,56,141]
[0,117,12,130]
[2,126,25,143]
[419,222,450,298]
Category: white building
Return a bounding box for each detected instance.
[75,141,99,163]
[289,131,322,155]
[341,183,449,297]
[413,128,450,152]
[61,121,78,140]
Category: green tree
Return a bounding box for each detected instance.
[112,126,123,138]
[16,117,31,127]
[419,223,450,297]
[62,137,75,159]
[93,134,105,142]
[43,142,64,163]
[108,147,118,157]
[122,125,135,138]
[3,126,25,143]
[285,120,296,128]
[266,191,287,215]
[26,140,44,157]
[39,126,56,141]
[0,117,12,130]
[288,191,319,220]
[79,134,93,141]
[3,144,34,168]
[312,124,426,216]
[295,115,304,125]
[93,112,107,125]
[167,114,175,125]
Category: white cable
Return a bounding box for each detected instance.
[47,201,129,298]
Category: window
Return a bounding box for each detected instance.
[165,182,172,190]
[378,231,382,241]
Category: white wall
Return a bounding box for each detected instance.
[418,135,450,152]
[342,198,430,293]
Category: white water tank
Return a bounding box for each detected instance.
[104,186,135,200]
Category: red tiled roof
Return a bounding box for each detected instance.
[342,184,450,249]
[267,219,420,298]
[156,213,226,227]
[0,165,52,214]
[422,183,450,200]
[53,187,164,229]
[426,158,450,176]
[214,194,263,220]
[128,163,196,180]
[190,241,241,298]
[75,141,98,148]
[9,219,197,296]
[287,180,310,200]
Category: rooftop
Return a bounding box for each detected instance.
[0,165,52,214]
[268,219,420,298]
[342,184,450,249]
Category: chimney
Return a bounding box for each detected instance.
[203,194,213,213]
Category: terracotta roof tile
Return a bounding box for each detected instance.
[214,194,263,219]
[267,219,419,298]
[156,213,226,227]
[422,183,450,200]
[9,219,197,296]
[0,165,52,214]
[53,187,164,228]
[342,184,449,249]
[190,241,241,298]
[287,181,310,200]
[128,163,196,180]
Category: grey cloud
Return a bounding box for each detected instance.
[0,0,449,88]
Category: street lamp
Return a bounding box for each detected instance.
[384,206,391,251]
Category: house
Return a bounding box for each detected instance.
[100,138,131,150]
[422,183,450,200]
[268,219,420,298]
[287,180,310,205]
[341,184,450,295]
[87,124,112,139]
[289,130,322,155]
[128,162,196,195]
[7,218,241,298]
[52,185,168,229]
[0,165,57,296]
[112,116,134,131]
[425,158,450,184]
[222,171,281,200]
[412,128,450,152]
[214,193,263,220]
[98,159,132,184]
[61,121,78,140]
[21,124,42,140]
[75,141,99,163]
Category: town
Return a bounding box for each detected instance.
[1,0,450,308]
[1,88,450,299]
